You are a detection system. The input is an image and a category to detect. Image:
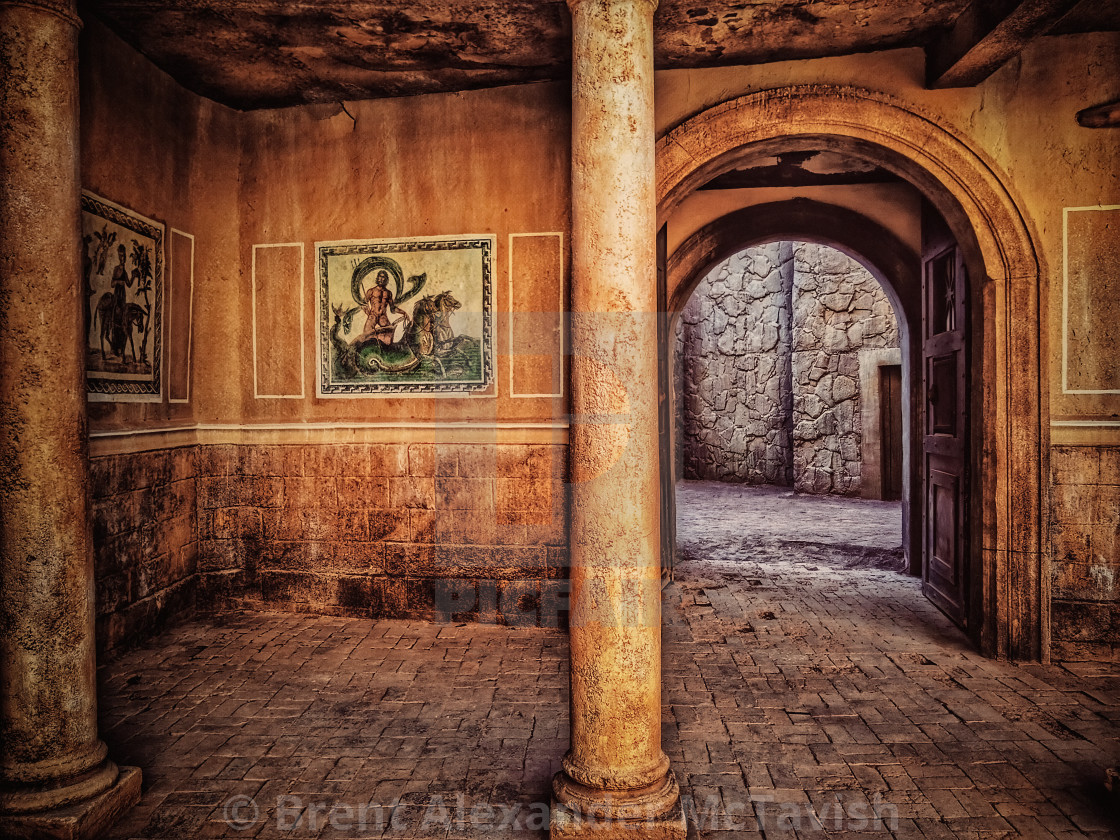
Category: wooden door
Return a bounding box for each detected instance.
[921,207,969,627]
[880,364,903,501]
[656,224,676,583]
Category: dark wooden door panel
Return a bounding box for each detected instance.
[921,204,969,629]
[924,465,965,624]
[880,364,903,501]
[881,364,904,501]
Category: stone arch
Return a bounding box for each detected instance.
[656,85,1047,661]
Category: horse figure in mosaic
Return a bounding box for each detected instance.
[93,293,147,364]
[406,291,473,377]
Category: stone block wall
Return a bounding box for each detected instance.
[791,244,900,494]
[677,241,899,495]
[91,447,199,655]
[676,242,793,484]
[91,441,570,654]
[1050,445,1120,661]
[197,442,568,627]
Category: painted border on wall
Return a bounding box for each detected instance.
[168,228,195,404]
[1062,204,1120,395]
[252,242,305,400]
[509,232,565,399]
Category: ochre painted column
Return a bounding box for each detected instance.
[0,2,140,838]
[552,0,685,836]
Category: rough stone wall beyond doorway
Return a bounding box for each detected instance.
[677,241,900,496]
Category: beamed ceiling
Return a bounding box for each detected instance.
[79,0,1120,110]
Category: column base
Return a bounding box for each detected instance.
[550,770,688,839]
[0,766,141,840]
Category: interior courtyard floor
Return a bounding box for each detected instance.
[98,482,1120,839]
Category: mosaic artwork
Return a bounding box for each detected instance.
[317,235,494,396]
[81,192,164,401]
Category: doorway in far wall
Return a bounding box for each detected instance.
[880,363,904,501]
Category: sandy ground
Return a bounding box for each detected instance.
[675,480,907,573]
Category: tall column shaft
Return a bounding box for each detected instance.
[0,2,140,836]
[555,0,685,835]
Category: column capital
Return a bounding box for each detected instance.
[566,0,658,13]
[0,0,81,28]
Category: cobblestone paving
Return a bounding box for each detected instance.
[100,485,1120,838]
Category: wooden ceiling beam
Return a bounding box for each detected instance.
[926,0,1082,89]
[1077,99,1120,128]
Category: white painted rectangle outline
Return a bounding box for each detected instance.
[168,229,195,404]
[314,235,497,399]
[252,242,305,400]
[1062,204,1120,394]
[509,232,565,398]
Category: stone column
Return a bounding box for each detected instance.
[553,0,685,836]
[0,2,140,838]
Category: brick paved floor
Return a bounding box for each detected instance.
[99,484,1120,838]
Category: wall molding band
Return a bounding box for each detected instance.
[89,421,571,456]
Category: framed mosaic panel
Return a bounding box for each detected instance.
[81,192,164,402]
[317,235,494,396]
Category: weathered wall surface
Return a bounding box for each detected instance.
[80,17,242,433]
[1050,446,1120,661]
[81,20,239,652]
[91,449,198,654]
[80,23,574,650]
[196,443,567,627]
[678,241,898,495]
[79,23,1119,658]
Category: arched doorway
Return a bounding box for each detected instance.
[655,85,1046,661]
[667,200,922,574]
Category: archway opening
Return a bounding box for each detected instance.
[655,88,1045,660]
[669,235,935,633]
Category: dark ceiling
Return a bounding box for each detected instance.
[79,0,1120,110]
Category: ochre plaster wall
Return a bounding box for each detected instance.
[80,17,242,434]
[666,182,923,264]
[80,22,572,648]
[233,85,570,427]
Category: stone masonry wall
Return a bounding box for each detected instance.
[676,242,793,484]
[91,447,199,655]
[791,243,900,494]
[1050,445,1120,661]
[677,241,899,495]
